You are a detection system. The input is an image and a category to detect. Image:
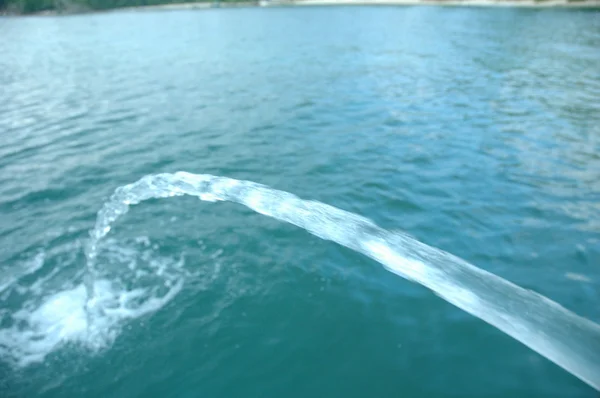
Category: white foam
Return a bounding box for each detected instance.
[199,193,221,202]
[0,240,186,368]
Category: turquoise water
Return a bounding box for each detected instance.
[1,6,599,397]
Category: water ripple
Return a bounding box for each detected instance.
[1,6,599,397]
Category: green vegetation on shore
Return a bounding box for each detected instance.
[0,0,247,14]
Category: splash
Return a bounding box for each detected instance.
[83,172,600,390]
[0,239,187,368]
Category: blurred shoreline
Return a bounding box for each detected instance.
[3,0,599,16]
[292,0,600,7]
[102,0,600,10]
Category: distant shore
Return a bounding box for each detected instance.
[292,0,600,7]
[114,0,600,11]
[2,0,599,16]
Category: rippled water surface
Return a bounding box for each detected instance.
[1,6,599,397]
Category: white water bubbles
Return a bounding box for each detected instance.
[0,237,188,368]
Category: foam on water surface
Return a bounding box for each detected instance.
[0,239,187,368]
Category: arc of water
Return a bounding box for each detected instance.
[86,172,600,391]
